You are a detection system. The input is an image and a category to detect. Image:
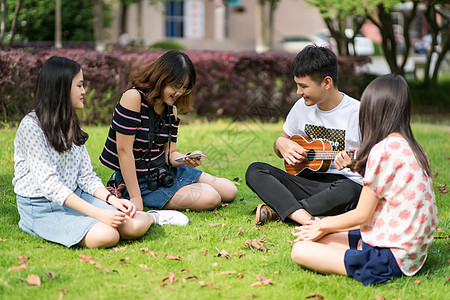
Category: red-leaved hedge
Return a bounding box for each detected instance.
[0,49,370,126]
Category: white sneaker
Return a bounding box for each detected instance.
[147,210,189,226]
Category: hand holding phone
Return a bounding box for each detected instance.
[175,152,208,164]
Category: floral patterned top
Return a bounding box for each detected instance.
[13,112,104,205]
[361,136,438,276]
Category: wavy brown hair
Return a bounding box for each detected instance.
[130,50,196,113]
[352,74,431,177]
[34,56,88,153]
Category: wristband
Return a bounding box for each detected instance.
[106,193,113,204]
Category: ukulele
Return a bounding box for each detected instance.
[284,135,355,176]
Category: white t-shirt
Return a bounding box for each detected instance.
[362,137,438,276]
[12,112,104,205]
[283,93,362,184]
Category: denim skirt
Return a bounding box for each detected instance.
[114,165,202,209]
[344,230,404,286]
[16,187,116,248]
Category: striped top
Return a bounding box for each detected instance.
[99,88,180,174]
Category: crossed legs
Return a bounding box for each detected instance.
[291,231,349,275]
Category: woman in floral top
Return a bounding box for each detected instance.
[290,74,438,285]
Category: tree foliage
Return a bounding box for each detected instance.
[2,0,111,43]
[309,0,449,84]
[306,0,367,56]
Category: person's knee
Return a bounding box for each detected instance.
[85,224,120,248]
[201,188,222,210]
[245,162,266,184]
[291,242,309,265]
[119,212,152,239]
[221,179,238,202]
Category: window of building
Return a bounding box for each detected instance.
[165,1,184,38]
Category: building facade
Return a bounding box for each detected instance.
[107,0,326,51]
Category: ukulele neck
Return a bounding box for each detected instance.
[309,150,355,161]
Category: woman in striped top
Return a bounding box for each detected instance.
[100,50,237,214]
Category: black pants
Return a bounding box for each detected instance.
[245,162,362,220]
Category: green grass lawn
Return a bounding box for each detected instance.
[0,120,449,300]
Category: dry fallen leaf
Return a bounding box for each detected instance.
[202,249,208,256]
[214,249,231,259]
[413,279,421,285]
[445,276,450,285]
[164,252,182,261]
[111,246,126,252]
[8,264,27,271]
[118,257,130,262]
[184,276,198,281]
[375,296,386,300]
[220,234,227,244]
[18,256,29,264]
[27,274,41,286]
[250,274,273,286]
[139,264,152,271]
[306,294,324,299]
[180,269,190,273]
[436,228,447,233]
[162,272,178,284]
[44,271,56,280]
[235,229,244,236]
[244,236,273,254]
[221,271,237,275]
[79,254,102,269]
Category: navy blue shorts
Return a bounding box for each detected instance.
[115,165,202,209]
[344,230,404,286]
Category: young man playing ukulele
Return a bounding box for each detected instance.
[245,45,363,225]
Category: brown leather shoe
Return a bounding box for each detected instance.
[255,204,281,225]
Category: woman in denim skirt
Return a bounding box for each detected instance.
[100,50,237,212]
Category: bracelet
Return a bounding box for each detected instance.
[106,193,113,205]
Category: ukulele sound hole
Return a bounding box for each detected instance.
[307,149,316,161]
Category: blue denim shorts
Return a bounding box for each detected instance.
[344,230,404,286]
[16,187,116,247]
[114,165,202,209]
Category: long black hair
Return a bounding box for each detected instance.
[352,74,431,177]
[34,56,88,152]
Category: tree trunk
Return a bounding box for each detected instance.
[55,0,62,49]
[267,0,278,51]
[119,0,128,35]
[0,0,5,49]
[9,0,23,48]
[94,0,105,51]
[370,4,402,74]
[423,1,450,85]
[255,0,268,53]
[137,0,143,46]
[432,37,449,82]
[398,1,417,73]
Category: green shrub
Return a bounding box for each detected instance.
[150,40,187,51]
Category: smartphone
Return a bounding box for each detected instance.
[175,153,208,163]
